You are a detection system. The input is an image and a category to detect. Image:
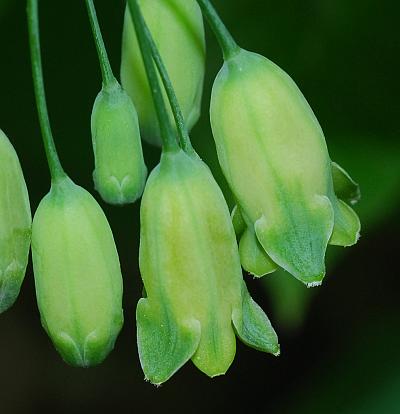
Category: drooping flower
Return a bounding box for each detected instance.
[91,80,147,205]
[121,0,206,146]
[32,176,123,366]
[210,49,360,286]
[0,129,31,314]
[137,149,279,384]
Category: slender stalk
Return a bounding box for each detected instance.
[127,0,179,152]
[85,0,116,88]
[197,0,240,60]
[142,17,194,154]
[27,0,65,181]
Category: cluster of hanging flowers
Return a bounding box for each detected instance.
[0,0,360,385]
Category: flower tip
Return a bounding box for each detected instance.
[306,279,324,289]
[94,173,145,205]
[272,345,281,357]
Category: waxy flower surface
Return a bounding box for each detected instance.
[91,80,147,205]
[137,149,279,384]
[0,130,31,313]
[210,49,360,286]
[32,176,123,366]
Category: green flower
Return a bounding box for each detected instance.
[121,0,205,146]
[91,80,147,205]
[137,149,279,384]
[210,49,360,286]
[0,129,31,313]
[232,205,278,278]
[32,176,123,366]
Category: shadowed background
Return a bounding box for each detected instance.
[0,0,399,412]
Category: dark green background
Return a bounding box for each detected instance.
[0,0,399,412]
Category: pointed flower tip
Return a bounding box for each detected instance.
[306,279,323,289]
[209,371,227,379]
[94,173,145,206]
[273,345,281,357]
[145,376,163,388]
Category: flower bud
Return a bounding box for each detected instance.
[91,81,147,205]
[32,176,123,366]
[138,149,279,384]
[0,130,31,313]
[210,49,360,286]
[121,0,205,146]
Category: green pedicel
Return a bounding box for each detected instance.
[121,0,205,146]
[32,176,123,367]
[0,130,31,313]
[210,49,360,286]
[138,149,279,384]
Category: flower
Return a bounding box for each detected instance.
[32,176,123,366]
[232,205,278,277]
[137,149,279,384]
[91,80,147,205]
[121,0,206,146]
[0,129,31,313]
[210,49,360,286]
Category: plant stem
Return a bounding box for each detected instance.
[27,0,65,181]
[197,0,240,60]
[85,0,116,88]
[127,0,179,152]
[142,16,194,154]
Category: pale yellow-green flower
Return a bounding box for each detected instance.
[210,49,360,286]
[137,149,279,384]
[32,176,123,366]
[0,129,31,313]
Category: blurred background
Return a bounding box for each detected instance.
[0,0,399,412]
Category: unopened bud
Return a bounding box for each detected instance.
[91,81,147,205]
[32,176,123,366]
[0,130,31,314]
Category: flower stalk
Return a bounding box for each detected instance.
[196,0,239,60]
[27,0,65,181]
[85,0,116,87]
[127,0,179,152]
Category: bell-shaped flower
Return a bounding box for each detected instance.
[0,129,31,313]
[210,49,360,286]
[32,176,123,366]
[121,0,206,146]
[91,80,147,205]
[137,149,279,385]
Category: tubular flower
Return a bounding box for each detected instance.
[210,49,360,286]
[32,176,123,366]
[91,80,147,205]
[0,130,31,313]
[121,0,206,146]
[137,149,279,385]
